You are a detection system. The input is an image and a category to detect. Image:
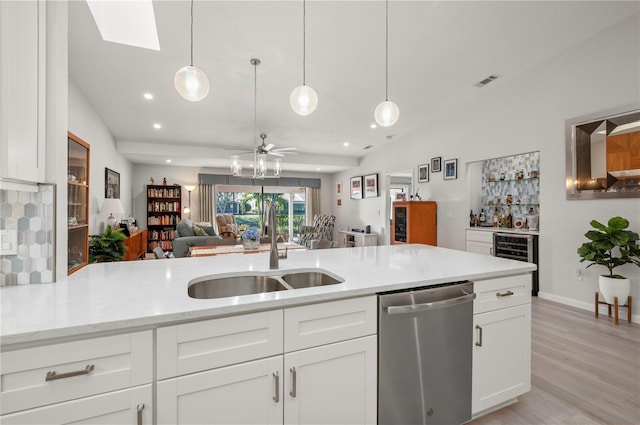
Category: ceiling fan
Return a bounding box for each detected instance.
[234,133,297,157]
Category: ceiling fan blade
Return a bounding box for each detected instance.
[264,143,274,151]
[268,152,284,157]
[272,147,297,152]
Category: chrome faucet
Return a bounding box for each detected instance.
[267,200,286,269]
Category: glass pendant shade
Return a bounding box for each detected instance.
[174,65,210,102]
[230,155,242,176]
[274,158,282,177]
[290,84,318,116]
[256,153,267,177]
[374,100,400,127]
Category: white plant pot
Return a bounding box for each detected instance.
[598,275,630,305]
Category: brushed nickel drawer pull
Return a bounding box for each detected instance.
[496,290,514,298]
[475,325,483,347]
[290,367,297,398]
[45,364,94,381]
[273,371,280,402]
[137,403,145,425]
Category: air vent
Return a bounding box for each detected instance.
[475,74,499,87]
[363,145,374,150]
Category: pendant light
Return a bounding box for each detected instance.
[374,0,399,127]
[290,0,318,116]
[174,0,210,101]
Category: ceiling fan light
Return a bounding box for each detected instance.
[230,155,242,176]
[174,65,210,101]
[374,100,400,127]
[274,158,282,177]
[290,84,318,116]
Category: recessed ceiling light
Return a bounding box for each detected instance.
[316,168,321,171]
[153,123,162,129]
[166,159,172,163]
[370,124,377,129]
[343,142,349,147]
[143,93,154,100]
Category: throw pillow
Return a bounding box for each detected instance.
[227,223,238,234]
[200,225,216,236]
[176,219,195,237]
[192,224,208,237]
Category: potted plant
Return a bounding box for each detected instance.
[577,216,640,304]
[89,226,127,263]
[241,227,261,250]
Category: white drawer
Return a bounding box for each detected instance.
[284,296,377,352]
[157,310,283,380]
[466,229,494,244]
[474,274,531,314]
[0,331,152,415]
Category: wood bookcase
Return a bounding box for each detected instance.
[391,201,437,246]
[67,132,90,275]
[146,185,181,252]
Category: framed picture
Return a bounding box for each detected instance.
[105,168,120,198]
[444,159,458,180]
[364,173,379,198]
[396,193,407,201]
[336,181,343,196]
[431,157,442,172]
[337,198,342,207]
[418,164,429,182]
[350,176,363,199]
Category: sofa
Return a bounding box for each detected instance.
[173,219,237,258]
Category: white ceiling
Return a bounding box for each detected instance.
[68,1,638,173]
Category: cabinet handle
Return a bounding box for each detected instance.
[290,367,297,398]
[496,290,514,298]
[136,403,145,425]
[475,325,483,347]
[45,364,94,381]
[273,371,280,403]
[490,247,494,255]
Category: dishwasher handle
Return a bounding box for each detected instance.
[385,292,476,315]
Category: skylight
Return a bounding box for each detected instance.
[86,0,160,51]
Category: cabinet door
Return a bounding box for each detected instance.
[284,336,377,425]
[1,384,151,425]
[157,356,283,425]
[472,304,531,414]
[0,0,46,183]
[466,240,493,256]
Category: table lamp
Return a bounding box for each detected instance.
[101,198,124,229]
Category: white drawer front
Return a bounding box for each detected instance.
[466,230,494,244]
[0,331,152,415]
[157,310,283,380]
[474,274,531,314]
[284,296,377,352]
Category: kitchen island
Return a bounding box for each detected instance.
[1,244,536,424]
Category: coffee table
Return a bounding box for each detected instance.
[189,242,306,257]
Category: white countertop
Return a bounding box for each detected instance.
[467,226,540,236]
[1,245,536,346]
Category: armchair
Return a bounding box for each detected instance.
[215,214,240,239]
[299,214,335,248]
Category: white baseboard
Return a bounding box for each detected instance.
[537,291,639,324]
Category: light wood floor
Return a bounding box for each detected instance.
[470,297,640,425]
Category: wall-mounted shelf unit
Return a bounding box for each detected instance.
[146,185,181,252]
[67,132,90,275]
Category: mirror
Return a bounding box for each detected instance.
[566,106,640,199]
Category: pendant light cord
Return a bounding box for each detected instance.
[254,60,258,149]
[302,0,307,85]
[190,0,194,66]
[385,0,389,101]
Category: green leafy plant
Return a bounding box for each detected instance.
[89,226,127,263]
[577,216,640,278]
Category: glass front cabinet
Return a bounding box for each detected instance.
[68,132,90,274]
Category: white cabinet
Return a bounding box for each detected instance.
[1,385,152,425]
[156,296,377,425]
[0,0,46,183]
[466,229,493,256]
[472,276,532,415]
[337,230,377,248]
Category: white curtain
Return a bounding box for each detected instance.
[305,187,320,225]
[199,184,214,225]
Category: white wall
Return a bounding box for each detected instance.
[68,82,133,234]
[332,14,640,316]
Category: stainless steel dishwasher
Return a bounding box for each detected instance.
[378,281,475,425]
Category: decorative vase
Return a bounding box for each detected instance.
[243,239,260,250]
[598,275,630,304]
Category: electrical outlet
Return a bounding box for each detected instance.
[0,229,18,255]
[574,268,583,281]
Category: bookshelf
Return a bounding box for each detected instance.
[68,132,90,274]
[146,185,181,252]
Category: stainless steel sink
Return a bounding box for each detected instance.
[280,271,343,289]
[188,269,344,299]
[188,275,288,299]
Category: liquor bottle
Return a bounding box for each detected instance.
[479,209,486,223]
[469,209,474,227]
[493,208,499,227]
[507,208,513,228]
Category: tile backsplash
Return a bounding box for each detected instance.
[0,185,55,285]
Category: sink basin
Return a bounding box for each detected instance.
[188,275,288,299]
[280,271,343,289]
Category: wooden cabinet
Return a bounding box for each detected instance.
[472,275,531,416]
[0,0,46,184]
[67,132,90,275]
[391,201,437,245]
[146,185,181,252]
[157,296,377,425]
[124,228,148,261]
[337,230,377,248]
[466,229,493,256]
